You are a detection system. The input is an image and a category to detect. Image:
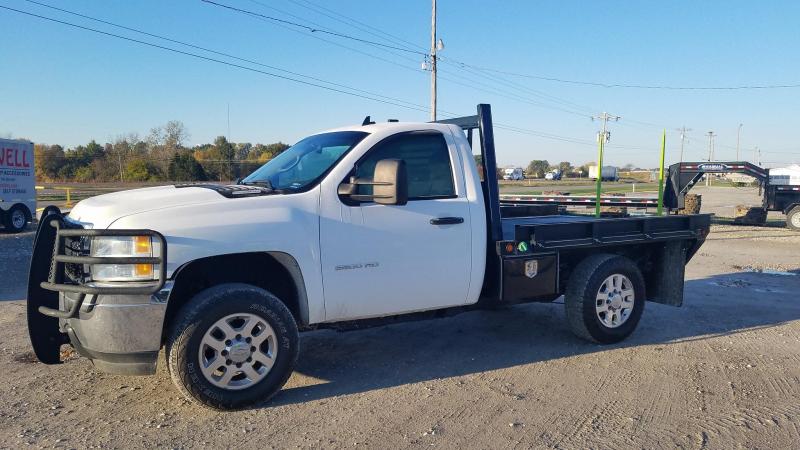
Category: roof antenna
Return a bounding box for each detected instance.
[361,116,375,126]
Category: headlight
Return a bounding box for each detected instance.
[90,236,161,282]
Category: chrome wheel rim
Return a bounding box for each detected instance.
[791,212,800,229]
[595,274,635,328]
[11,210,25,229]
[198,313,277,390]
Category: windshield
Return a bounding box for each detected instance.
[242,131,368,191]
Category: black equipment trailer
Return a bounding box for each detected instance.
[664,161,800,229]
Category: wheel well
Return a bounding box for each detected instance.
[559,245,658,291]
[784,203,800,215]
[559,241,691,306]
[163,252,308,342]
[8,203,32,221]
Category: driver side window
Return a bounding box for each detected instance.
[355,132,455,200]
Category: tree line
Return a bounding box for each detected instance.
[32,120,289,183]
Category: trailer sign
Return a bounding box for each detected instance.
[697,163,729,172]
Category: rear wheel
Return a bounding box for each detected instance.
[166,283,299,410]
[564,254,646,344]
[787,206,800,231]
[3,205,29,232]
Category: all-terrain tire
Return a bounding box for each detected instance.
[787,206,800,231]
[564,254,646,344]
[165,283,299,411]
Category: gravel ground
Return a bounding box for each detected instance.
[1,186,799,449]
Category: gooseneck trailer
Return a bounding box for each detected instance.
[28,104,710,410]
[664,161,800,229]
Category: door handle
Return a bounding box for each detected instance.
[430,217,464,225]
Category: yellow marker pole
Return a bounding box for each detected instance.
[657,130,666,215]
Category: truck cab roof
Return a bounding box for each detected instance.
[321,121,460,137]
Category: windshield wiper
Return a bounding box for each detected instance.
[240,179,293,194]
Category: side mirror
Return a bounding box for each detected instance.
[337,159,408,206]
[373,159,408,205]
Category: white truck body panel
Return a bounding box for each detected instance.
[67,122,488,325]
[769,165,800,186]
[0,139,35,216]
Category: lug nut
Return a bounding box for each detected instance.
[221,350,228,356]
[225,340,232,346]
[226,359,232,365]
[251,346,256,352]
[245,337,252,343]
[236,334,242,340]
[246,357,252,362]
[236,363,242,368]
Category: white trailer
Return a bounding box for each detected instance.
[589,165,618,181]
[0,138,35,232]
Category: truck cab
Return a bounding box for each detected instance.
[28,105,710,410]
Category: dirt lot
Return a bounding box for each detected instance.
[1,186,799,449]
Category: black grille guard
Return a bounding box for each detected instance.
[37,217,167,319]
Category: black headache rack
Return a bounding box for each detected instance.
[34,215,167,320]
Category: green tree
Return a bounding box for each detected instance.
[168,151,207,181]
[74,166,94,183]
[34,144,64,181]
[557,161,573,176]
[124,159,151,181]
[526,160,550,178]
[213,136,235,181]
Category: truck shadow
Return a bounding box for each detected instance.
[270,270,800,408]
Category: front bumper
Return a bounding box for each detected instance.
[27,214,170,375]
[59,289,170,375]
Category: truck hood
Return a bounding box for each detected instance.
[68,185,246,228]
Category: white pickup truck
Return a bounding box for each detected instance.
[28,105,710,410]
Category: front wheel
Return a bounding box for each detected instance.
[564,254,646,344]
[787,206,800,231]
[166,283,299,410]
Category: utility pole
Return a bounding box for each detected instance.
[756,146,761,166]
[429,0,437,121]
[592,112,620,217]
[736,123,743,161]
[676,126,692,162]
[705,131,716,186]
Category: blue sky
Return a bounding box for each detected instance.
[1,0,799,168]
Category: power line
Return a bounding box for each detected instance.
[448,63,800,91]
[206,0,597,119]
[0,4,434,114]
[282,0,429,53]
[7,3,743,160]
[20,0,434,112]
[2,4,620,150]
[200,0,426,56]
